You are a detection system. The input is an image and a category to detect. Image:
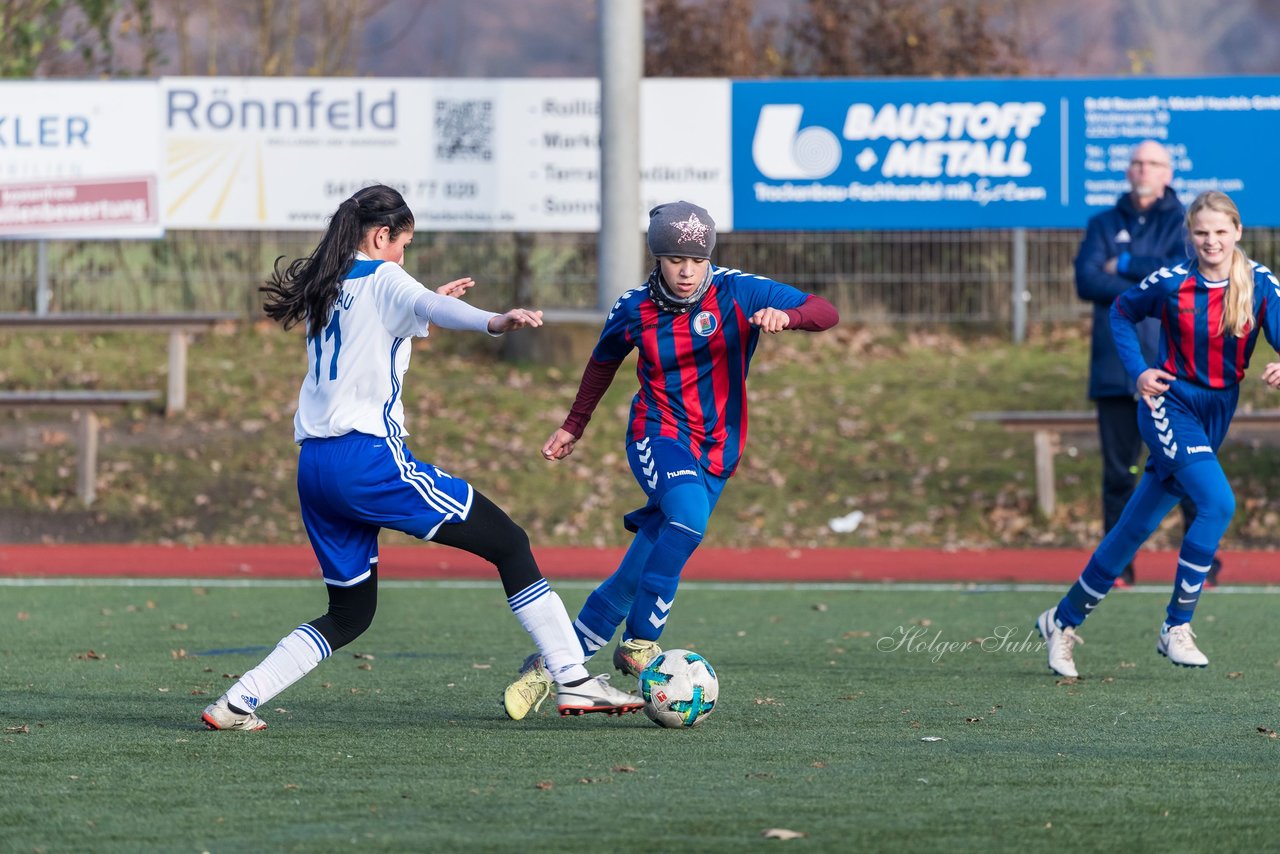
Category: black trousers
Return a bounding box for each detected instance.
[1096,396,1197,551]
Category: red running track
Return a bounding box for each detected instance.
[0,544,1276,583]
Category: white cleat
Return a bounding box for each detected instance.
[202,697,267,731]
[1036,607,1083,679]
[556,674,644,717]
[1157,623,1209,668]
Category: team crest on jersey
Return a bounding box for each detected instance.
[692,311,718,337]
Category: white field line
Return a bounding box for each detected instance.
[2,578,1279,595]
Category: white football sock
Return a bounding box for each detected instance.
[508,580,590,685]
[223,624,331,712]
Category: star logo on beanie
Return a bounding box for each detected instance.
[673,213,711,248]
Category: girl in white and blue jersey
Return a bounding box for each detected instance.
[201,184,640,730]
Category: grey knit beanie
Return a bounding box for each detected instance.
[647,201,716,259]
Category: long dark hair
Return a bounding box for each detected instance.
[261,184,415,338]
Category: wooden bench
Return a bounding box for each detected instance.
[0,390,161,506]
[971,409,1280,517]
[0,312,238,417]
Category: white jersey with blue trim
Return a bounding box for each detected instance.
[293,253,429,443]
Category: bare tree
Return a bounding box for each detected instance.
[645,0,782,77]
[0,0,163,78]
[1122,0,1251,74]
[782,0,1026,77]
[644,0,1026,78]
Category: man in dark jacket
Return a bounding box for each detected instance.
[1074,140,1219,587]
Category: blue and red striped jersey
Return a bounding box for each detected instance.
[1111,259,1280,388]
[592,266,812,477]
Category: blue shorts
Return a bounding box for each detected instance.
[1138,380,1237,483]
[297,432,473,586]
[622,436,727,534]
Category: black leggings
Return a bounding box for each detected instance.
[309,488,542,650]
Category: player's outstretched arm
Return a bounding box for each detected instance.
[542,427,578,461]
[435,277,476,299]
[753,294,839,334]
[487,308,544,334]
[749,306,790,333]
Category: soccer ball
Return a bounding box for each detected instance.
[638,649,718,728]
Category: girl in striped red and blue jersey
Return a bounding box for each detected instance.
[502,201,839,713]
[1037,190,1280,679]
[202,184,641,731]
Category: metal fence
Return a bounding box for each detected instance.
[3,228,1278,333]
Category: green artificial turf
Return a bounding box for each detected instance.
[4,580,1280,852]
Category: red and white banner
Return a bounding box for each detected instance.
[0,176,160,238]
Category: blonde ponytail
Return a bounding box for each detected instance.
[1220,246,1255,338]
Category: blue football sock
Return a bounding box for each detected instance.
[572,524,657,658]
[1056,558,1113,628]
[1055,472,1180,627]
[625,520,702,643]
[1165,461,1234,626]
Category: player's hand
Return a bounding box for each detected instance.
[542,428,577,461]
[749,307,790,333]
[488,308,544,334]
[1261,361,1280,389]
[1103,257,1119,275]
[1137,367,1176,408]
[435,277,475,299]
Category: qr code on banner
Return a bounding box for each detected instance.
[435,99,493,161]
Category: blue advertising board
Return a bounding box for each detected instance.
[732,76,1280,229]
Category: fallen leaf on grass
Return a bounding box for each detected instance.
[16,612,28,621]
[753,697,781,706]
[611,765,637,773]
[76,650,106,660]
[762,828,807,840]
[1228,671,1244,679]
[535,781,555,790]
[472,663,492,670]
[171,649,189,659]
[965,717,982,724]
[4,725,29,734]
[1257,727,1278,738]
[357,663,373,671]
[353,653,375,660]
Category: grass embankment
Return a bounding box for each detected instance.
[1,322,1278,548]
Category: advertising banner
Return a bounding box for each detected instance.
[733,76,1280,229]
[0,81,161,238]
[160,77,731,231]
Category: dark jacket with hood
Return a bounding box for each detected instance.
[1075,187,1187,399]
